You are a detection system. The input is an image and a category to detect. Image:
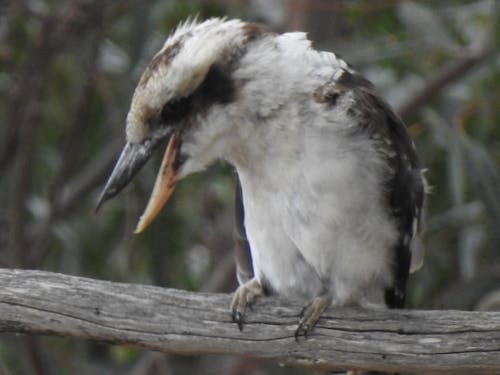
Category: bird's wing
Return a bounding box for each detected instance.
[338,71,425,307]
[233,176,254,285]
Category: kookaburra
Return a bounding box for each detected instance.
[97,18,425,337]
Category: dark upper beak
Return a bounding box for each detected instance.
[96,128,172,211]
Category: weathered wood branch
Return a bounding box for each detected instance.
[1,269,500,374]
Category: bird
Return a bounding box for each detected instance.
[97,18,426,339]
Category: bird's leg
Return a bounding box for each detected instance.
[230,278,263,331]
[295,293,331,340]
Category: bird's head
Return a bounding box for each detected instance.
[97,18,270,232]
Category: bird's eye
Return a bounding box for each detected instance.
[160,96,191,123]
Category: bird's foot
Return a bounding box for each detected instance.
[230,278,263,331]
[295,294,331,341]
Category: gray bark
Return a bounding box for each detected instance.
[1,268,499,374]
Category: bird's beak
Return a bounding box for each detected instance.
[96,130,181,234]
[134,131,180,233]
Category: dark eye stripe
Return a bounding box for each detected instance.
[160,96,191,123]
[158,64,236,128]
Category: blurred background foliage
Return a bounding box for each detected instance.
[0,0,499,374]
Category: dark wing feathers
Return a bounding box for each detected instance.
[339,71,424,307]
[233,177,254,285]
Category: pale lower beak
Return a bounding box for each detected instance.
[134,131,180,233]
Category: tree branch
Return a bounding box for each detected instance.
[1,268,500,374]
[396,47,493,120]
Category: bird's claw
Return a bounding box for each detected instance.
[232,309,244,331]
[230,278,263,331]
[294,294,331,341]
[294,322,310,341]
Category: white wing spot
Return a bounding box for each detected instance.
[379,148,397,158]
[412,217,418,238]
